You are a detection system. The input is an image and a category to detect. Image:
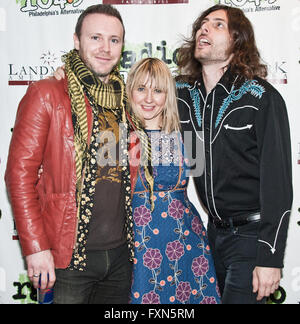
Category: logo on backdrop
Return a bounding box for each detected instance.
[103,0,188,4]
[8,50,59,86]
[120,40,178,80]
[13,273,37,304]
[266,286,286,304]
[8,41,178,86]
[215,0,281,13]
[16,0,85,17]
[266,61,288,85]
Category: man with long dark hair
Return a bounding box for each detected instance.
[176,5,293,304]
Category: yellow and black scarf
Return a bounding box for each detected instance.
[63,50,153,269]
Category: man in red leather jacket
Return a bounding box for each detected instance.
[5,4,135,304]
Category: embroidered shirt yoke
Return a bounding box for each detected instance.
[176,69,293,268]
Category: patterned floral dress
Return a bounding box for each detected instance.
[130,130,221,304]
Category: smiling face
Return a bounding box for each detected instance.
[131,75,167,130]
[194,9,233,67]
[74,13,124,83]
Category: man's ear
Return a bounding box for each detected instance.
[74,33,80,50]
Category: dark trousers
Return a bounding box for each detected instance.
[53,244,132,304]
[207,220,266,304]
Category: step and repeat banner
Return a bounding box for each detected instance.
[0,0,300,304]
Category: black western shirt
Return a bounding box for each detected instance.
[176,70,293,268]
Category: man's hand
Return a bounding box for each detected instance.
[26,250,56,290]
[252,267,281,301]
[53,65,65,80]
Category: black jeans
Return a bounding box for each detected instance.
[53,244,132,304]
[208,220,266,304]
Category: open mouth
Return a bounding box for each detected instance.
[199,38,211,47]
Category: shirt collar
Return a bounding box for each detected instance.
[196,67,241,96]
[216,67,240,94]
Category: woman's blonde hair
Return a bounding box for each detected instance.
[126,58,180,134]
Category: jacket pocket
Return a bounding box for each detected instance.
[42,193,68,249]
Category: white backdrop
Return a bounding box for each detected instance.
[0,0,299,304]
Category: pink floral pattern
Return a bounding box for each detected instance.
[131,131,220,304]
[176,282,192,303]
[192,255,209,277]
[168,199,185,220]
[165,240,185,261]
[191,216,203,235]
[143,248,162,270]
[200,296,218,304]
[142,291,161,304]
[133,205,152,227]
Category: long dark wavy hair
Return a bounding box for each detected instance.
[176,5,268,83]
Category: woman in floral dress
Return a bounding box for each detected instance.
[126,58,220,304]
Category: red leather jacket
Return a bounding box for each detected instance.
[5,77,93,269]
